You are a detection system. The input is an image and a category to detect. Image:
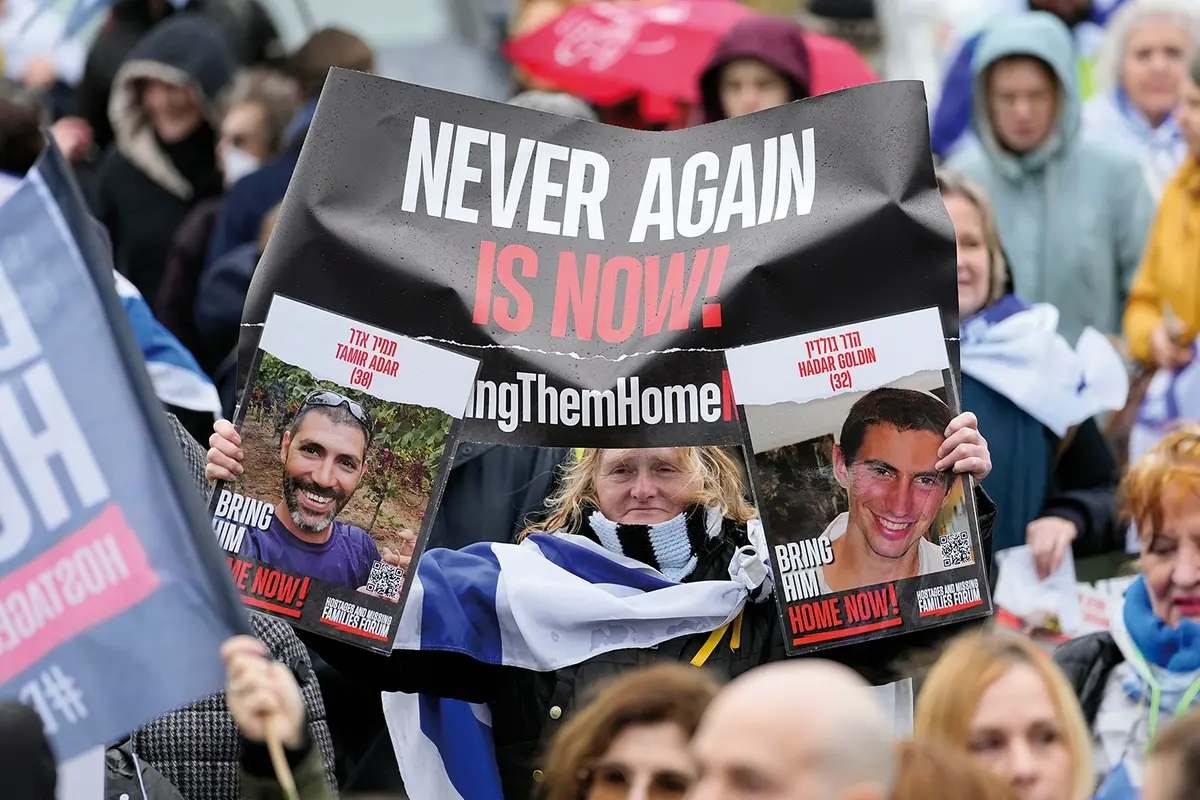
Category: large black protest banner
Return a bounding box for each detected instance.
[241,69,991,652]
[0,145,248,766]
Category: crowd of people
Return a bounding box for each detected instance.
[6,0,1200,798]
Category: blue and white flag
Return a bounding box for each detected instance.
[0,141,247,765]
[112,271,223,418]
[380,515,772,800]
[961,295,1129,437]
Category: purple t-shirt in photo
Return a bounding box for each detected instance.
[243,514,381,589]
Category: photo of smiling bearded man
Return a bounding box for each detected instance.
[240,390,403,590]
[816,387,958,594]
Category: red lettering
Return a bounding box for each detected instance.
[701,245,727,329]
[788,604,803,635]
[598,256,641,343]
[229,558,252,590]
[250,565,270,595]
[262,569,281,599]
[277,574,300,605]
[551,251,601,339]
[869,588,888,617]
[472,240,495,325]
[844,588,899,624]
[844,593,870,624]
[721,369,739,421]
[789,599,843,632]
[493,244,537,333]
[643,249,709,336]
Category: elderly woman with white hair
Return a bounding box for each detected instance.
[1084,0,1200,199]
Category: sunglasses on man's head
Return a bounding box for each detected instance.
[582,763,693,800]
[300,390,373,434]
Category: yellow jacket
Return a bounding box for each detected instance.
[1124,157,1200,365]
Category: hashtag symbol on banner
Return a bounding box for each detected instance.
[41,665,87,725]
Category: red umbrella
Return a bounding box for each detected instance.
[804,30,880,96]
[504,0,756,121]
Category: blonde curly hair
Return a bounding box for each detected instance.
[521,447,758,538]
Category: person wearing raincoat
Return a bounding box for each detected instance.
[946,11,1154,347]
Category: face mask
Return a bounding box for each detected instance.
[221,145,263,188]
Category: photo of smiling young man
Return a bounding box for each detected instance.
[241,390,404,593]
[815,387,957,594]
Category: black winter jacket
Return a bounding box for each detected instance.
[90,14,235,302]
[106,742,186,800]
[305,486,997,799]
[1053,631,1124,726]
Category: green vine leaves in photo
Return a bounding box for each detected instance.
[248,354,452,533]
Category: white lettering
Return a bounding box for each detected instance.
[490,135,535,230]
[629,157,674,244]
[0,267,40,371]
[0,362,109,544]
[562,149,609,240]
[776,130,816,220]
[528,142,571,236]
[400,117,454,217]
[463,373,729,431]
[714,143,756,235]
[629,133,816,243]
[678,151,719,238]
[444,124,490,223]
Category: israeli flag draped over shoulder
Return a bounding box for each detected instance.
[382,510,773,800]
[960,295,1129,437]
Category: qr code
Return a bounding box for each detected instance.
[939,529,974,568]
[366,561,406,603]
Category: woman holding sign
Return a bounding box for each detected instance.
[206,426,993,798]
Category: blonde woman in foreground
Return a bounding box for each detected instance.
[916,632,1094,800]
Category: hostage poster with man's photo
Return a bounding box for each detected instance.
[209,295,478,651]
[233,67,993,658]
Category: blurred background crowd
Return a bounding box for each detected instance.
[9,0,1200,798]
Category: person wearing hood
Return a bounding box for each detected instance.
[90,13,237,305]
[1084,0,1200,200]
[75,0,283,154]
[946,11,1153,347]
[695,15,811,123]
[205,27,373,268]
[940,169,1129,578]
[933,0,1127,160]
[1054,426,1200,799]
[156,66,298,372]
[0,78,223,444]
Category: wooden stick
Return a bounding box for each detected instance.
[265,719,300,800]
